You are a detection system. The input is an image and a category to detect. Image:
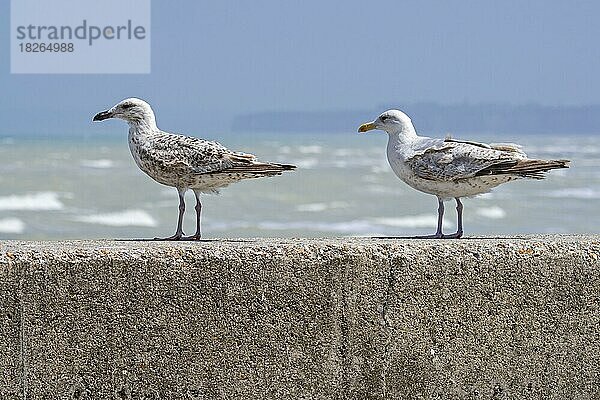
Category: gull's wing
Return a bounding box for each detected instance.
[145,131,261,173]
[444,138,527,156]
[406,140,525,182]
[146,131,294,176]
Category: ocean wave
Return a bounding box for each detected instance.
[0,218,25,234]
[74,209,157,227]
[208,219,379,234]
[338,157,380,168]
[297,145,322,154]
[361,175,380,183]
[546,188,600,199]
[550,169,568,177]
[374,215,454,229]
[332,148,364,157]
[370,165,391,174]
[526,144,600,155]
[365,185,398,195]
[48,152,72,160]
[475,206,506,219]
[257,220,377,234]
[208,216,460,235]
[296,201,349,212]
[0,192,64,211]
[80,159,115,169]
[289,158,319,169]
[240,218,443,232]
[332,161,348,168]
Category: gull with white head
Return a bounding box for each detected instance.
[93,98,296,240]
[358,110,569,238]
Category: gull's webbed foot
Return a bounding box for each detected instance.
[153,233,184,241]
[441,231,463,239]
[182,234,202,241]
[412,233,444,239]
[411,231,463,239]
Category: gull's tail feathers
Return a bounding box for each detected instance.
[227,152,296,175]
[221,162,297,178]
[476,159,570,180]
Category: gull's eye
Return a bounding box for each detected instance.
[122,103,134,110]
[380,116,389,122]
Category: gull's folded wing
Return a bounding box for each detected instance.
[143,132,240,174]
[407,140,568,181]
[143,131,295,177]
[406,142,520,182]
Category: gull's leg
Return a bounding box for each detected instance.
[183,190,202,241]
[412,198,445,239]
[442,198,464,239]
[456,198,464,236]
[155,188,186,240]
[436,199,444,236]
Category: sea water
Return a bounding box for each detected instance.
[0,132,598,239]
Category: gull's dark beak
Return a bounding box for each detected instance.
[92,110,113,122]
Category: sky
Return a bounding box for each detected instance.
[1,0,600,135]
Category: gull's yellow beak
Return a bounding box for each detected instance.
[358,122,376,133]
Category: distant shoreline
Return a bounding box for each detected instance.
[232,103,600,134]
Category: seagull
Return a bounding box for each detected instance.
[358,110,569,239]
[93,98,296,240]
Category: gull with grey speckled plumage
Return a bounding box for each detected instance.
[93,98,295,240]
[359,110,570,239]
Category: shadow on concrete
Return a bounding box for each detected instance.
[114,238,256,243]
[371,236,527,240]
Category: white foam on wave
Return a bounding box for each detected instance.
[334,157,379,168]
[257,219,377,234]
[361,175,380,183]
[333,148,363,157]
[527,144,600,155]
[547,188,600,199]
[74,209,157,227]
[290,158,319,169]
[332,161,348,168]
[366,185,398,195]
[0,218,25,234]
[296,201,349,212]
[0,192,64,211]
[208,219,379,235]
[374,215,454,229]
[297,145,322,154]
[80,159,115,169]
[552,169,568,177]
[209,216,455,235]
[296,203,328,212]
[370,164,390,174]
[476,206,507,219]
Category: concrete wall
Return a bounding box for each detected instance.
[0,236,599,399]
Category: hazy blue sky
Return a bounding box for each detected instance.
[1,0,600,134]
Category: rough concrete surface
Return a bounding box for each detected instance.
[0,236,599,399]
